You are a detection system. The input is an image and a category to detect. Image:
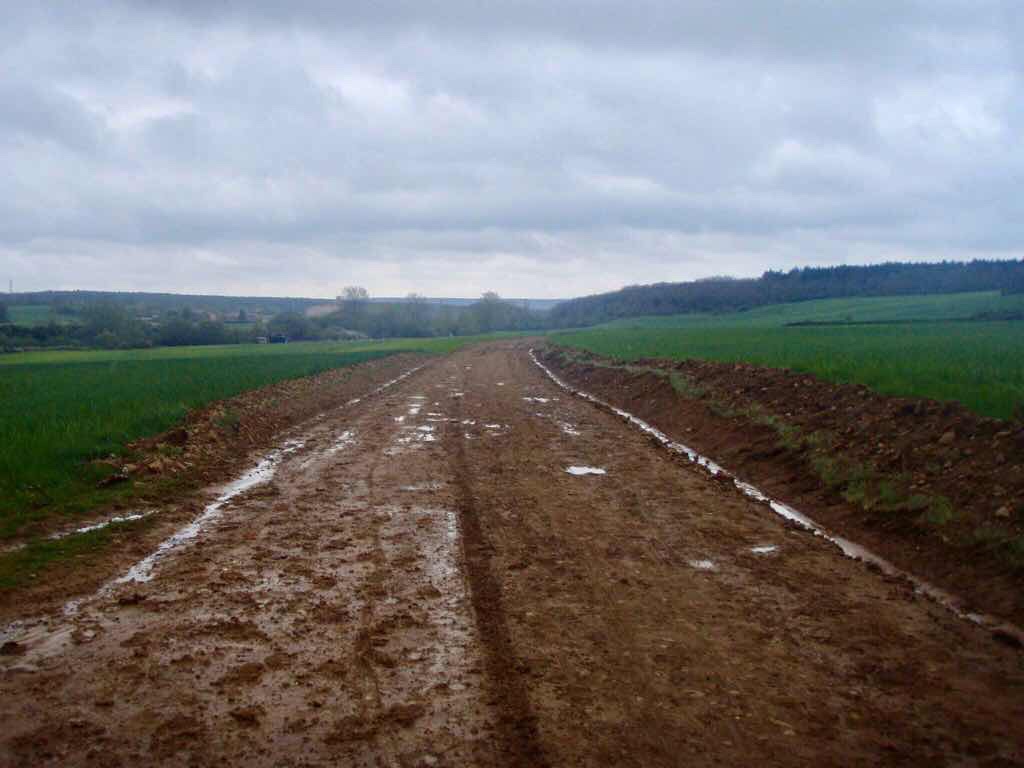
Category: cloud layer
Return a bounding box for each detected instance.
[2,2,1021,297]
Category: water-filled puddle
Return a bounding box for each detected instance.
[523,396,553,403]
[689,559,716,571]
[565,466,606,476]
[51,511,154,540]
[751,545,779,555]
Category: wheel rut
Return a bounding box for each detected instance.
[445,380,549,768]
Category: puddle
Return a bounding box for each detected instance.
[558,422,581,437]
[394,415,406,423]
[688,559,717,571]
[325,430,356,455]
[460,419,476,426]
[565,466,606,476]
[450,392,465,398]
[751,545,779,555]
[523,397,553,404]
[530,349,1024,645]
[48,511,155,541]
[100,438,306,592]
[497,382,505,386]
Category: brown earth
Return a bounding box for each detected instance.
[1,341,1023,767]
[0,353,429,621]
[539,345,1024,629]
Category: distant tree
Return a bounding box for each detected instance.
[338,286,370,329]
[238,308,248,322]
[268,311,314,341]
[0,302,7,323]
[403,293,430,335]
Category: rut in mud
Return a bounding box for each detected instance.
[1,341,1023,767]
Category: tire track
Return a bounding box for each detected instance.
[445,380,549,768]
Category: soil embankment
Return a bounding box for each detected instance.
[539,345,1024,628]
[1,342,1022,766]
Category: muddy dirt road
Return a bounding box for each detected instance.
[2,342,1023,767]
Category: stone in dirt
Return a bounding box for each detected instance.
[0,641,26,656]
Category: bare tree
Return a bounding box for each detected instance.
[338,286,370,327]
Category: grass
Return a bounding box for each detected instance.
[552,320,1024,420]
[0,335,502,539]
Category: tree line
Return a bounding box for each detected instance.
[0,290,545,351]
[547,259,1024,327]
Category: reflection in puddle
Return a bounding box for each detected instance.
[751,545,779,555]
[530,349,1024,644]
[689,559,716,571]
[565,466,606,476]
[523,396,553,403]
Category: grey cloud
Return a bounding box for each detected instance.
[1,1,1021,296]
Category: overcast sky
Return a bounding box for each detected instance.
[2,2,1021,299]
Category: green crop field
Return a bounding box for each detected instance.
[553,296,1024,421]
[0,336,499,539]
[598,291,1024,329]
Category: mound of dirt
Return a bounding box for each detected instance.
[540,345,1024,626]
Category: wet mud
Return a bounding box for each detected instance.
[2,341,1023,766]
[538,346,1024,630]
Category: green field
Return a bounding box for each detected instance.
[552,294,1024,420]
[599,291,1024,329]
[0,336,494,538]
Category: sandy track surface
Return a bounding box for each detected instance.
[2,342,1022,766]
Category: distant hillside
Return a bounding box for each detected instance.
[548,259,1024,327]
[2,290,324,317]
[3,290,563,315]
[371,296,564,311]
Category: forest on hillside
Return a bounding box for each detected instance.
[548,260,1024,327]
